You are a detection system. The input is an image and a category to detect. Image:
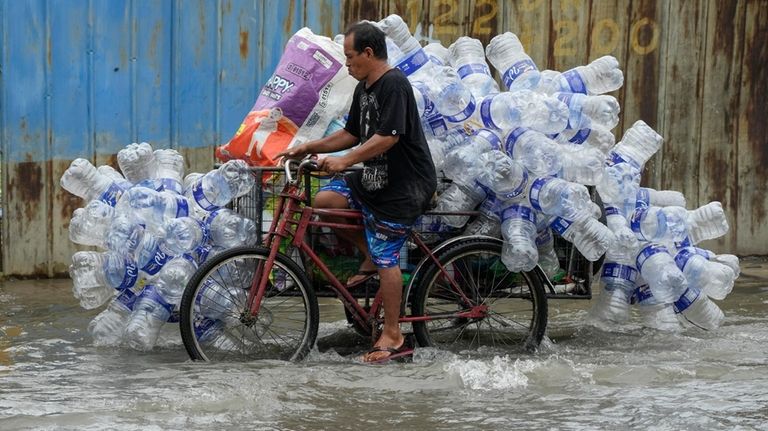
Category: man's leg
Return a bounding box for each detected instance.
[314,189,376,279]
[363,265,405,362]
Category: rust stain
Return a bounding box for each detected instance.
[239,29,249,60]
[284,0,296,35]
[713,1,738,55]
[342,0,381,28]
[8,159,43,223]
[745,4,768,226]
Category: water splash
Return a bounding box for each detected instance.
[445,355,541,390]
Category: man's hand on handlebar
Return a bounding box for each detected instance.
[317,156,351,174]
[276,142,312,162]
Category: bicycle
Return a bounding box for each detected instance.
[179,158,549,362]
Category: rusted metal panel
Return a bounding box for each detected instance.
[658,1,708,210]
[736,0,768,255]
[698,0,747,253]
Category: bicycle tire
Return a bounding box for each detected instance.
[411,238,547,353]
[179,246,319,362]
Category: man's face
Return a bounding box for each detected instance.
[343,33,371,81]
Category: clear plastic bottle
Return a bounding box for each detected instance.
[535,228,560,278]
[434,182,487,228]
[464,195,502,237]
[473,91,567,135]
[674,247,735,300]
[217,159,255,198]
[500,203,539,272]
[69,251,139,309]
[423,41,450,66]
[160,217,209,256]
[590,261,638,323]
[154,255,199,307]
[116,187,191,228]
[104,214,144,256]
[597,162,642,217]
[673,285,725,330]
[632,282,681,331]
[117,142,158,184]
[604,206,640,262]
[485,32,541,91]
[87,289,137,346]
[528,177,593,223]
[559,146,605,185]
[634,243,688,304]
[197,278,247,324]
[553,124,616,154]
[442,128,502,180]
[555,92,620,130]
[97,165,133,190]
[686,201,729,244]
[607,120,663,168]
[122,284,174,351]
[380,14,475,123]
[184,161,253,212]
[385,37,404,66]
[635,187,687,209]
[68,200,115,247]
[550,217,615,262]
[448,36,499,98]
[153,149,185,194]
[475,150,529,201]
[503,128,562,177]
[555,55,624,95]
[206,208,259,248]
[60,158,125,205]
[132,231,171,279]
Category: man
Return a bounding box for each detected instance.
[277,22,436,363]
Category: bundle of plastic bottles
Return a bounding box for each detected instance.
[62,142,258,350]
[371,14,739,331]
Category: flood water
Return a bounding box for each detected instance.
[2,260,767,431]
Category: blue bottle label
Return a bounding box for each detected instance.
[141,244,169,276]
[528,177,552,211]
[633,284,653,304]
[568,128,591,144]
[395,49,430,76]
[457,63,491,79]
[629,208,649,240]
[194,317,218,338]
[635,243,669,272]
[601,263,638,283]
[535,228,552,246]
[98,183,124,207]
[182,253,199,269]
[674,247,695,270]
[502,59,538,89]
[605,150,628,167]
[194,244,213,264]
[605,206,621,216]
[159,178,184,195]
[673,287,701,313]
[562,69,587,94]
[115,288,137,310]
[192,181,219,211]
[426,114,448,135]
[474,128,501,150]
[443,96,476,123]
[479,96,500,130]
[174,196,190,218]
[549,217,572,235]
[140,284,175,314]
[503,127,527,156]
[501,204,536,224]
[118,259,139,290]
[676,236,692,248]
[636,188,650,207]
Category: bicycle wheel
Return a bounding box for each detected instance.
[179,246,319,362]
[411,239,547,353]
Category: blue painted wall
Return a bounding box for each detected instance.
[0,0,342,276]
[0,0,343,163]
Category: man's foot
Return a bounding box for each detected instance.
[346,261,378,286]
[361,335,412,364]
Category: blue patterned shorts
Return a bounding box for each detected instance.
[318,178,412,268]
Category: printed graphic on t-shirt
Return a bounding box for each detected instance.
[359,92,388,191]
[362,155,387,191]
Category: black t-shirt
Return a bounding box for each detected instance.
[344,68,436,224]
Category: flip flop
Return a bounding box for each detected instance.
[363,336,414,365]
[346,270,378,288]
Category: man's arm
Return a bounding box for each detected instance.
[319,133,399,173]
[276,128,358,160]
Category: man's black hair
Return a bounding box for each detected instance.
[344,22,388,60]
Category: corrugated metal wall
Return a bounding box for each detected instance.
[0,0,342,276]
[0,0,765,276]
